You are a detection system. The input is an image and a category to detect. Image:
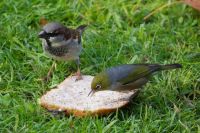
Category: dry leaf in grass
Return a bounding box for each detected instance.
[144,0,200,20]
[184,0,200,11]
[39,18,48,26]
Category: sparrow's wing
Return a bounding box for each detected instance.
[75,25,87,43]
[62,28,81,43]
[55,28,72,41]
[76,25,87,34]
[71,30,81,43]
[56,25,86,44]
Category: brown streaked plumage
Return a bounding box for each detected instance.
[38,22,87,81]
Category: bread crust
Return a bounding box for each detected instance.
[39,76,139,117]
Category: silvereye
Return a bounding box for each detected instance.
[89,63,182,96]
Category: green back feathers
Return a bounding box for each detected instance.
[118,66,151,85]
[91,64,182,91]
[118,64,182,85]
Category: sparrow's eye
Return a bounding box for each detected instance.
[95,84,101,90]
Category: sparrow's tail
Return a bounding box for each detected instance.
[76,25,87,34]
[160,64,182,71]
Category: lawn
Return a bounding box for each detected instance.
[0,0,200,132]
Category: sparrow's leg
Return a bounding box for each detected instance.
[75,58,82,81]
[42,61,56,82]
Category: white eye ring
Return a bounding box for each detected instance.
[96,84,101,90]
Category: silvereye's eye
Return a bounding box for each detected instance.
[95,84,101,90]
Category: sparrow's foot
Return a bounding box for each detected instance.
[75,74,82,81]
[41,74,52,82]
[38,70,53,82]
[39,62,56,82]
[74,69,83,81]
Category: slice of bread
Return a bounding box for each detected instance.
[39,75,139,117]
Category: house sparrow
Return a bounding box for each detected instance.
[38,22,87,81]
[88,63,182,96]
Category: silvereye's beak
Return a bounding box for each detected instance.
[88,89,95,97]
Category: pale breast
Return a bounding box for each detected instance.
[42,39,82,61]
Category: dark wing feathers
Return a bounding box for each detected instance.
[107,64,161,85]
[55,27,81,42]
[119,66,159,85]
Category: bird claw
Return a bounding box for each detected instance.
[71,70,82,81]
[75,74,83,81]
[72,72,82,81]
[37,75,51,82]
[38,62,56,82]
[42,77,49,82]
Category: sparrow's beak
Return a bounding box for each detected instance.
[38,31,47,38]
[88,89,95,97]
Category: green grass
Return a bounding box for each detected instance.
[0,0,200,132]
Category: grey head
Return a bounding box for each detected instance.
[44,22,65,32]
[38,22,87,47]
[38,22,66,44]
